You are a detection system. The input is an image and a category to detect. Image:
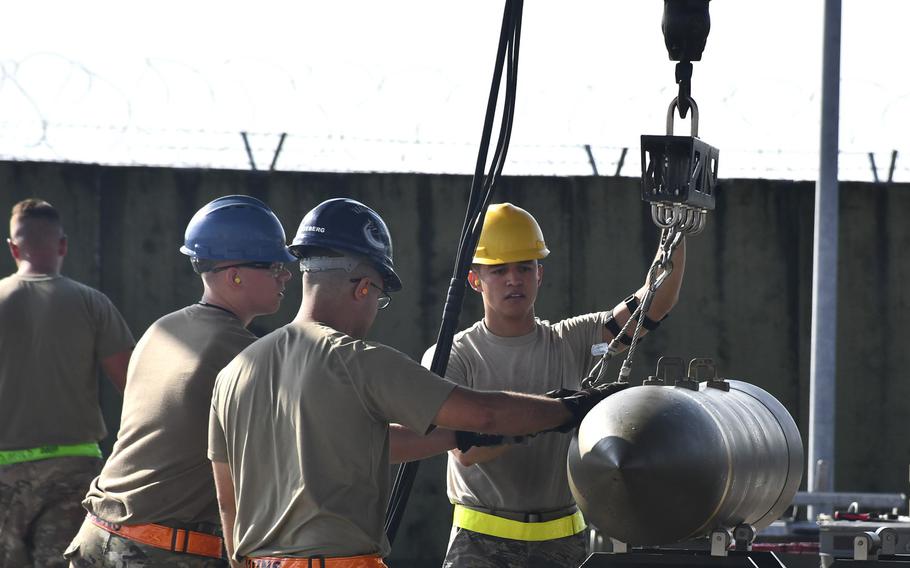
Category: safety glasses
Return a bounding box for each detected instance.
[211,261,288,278]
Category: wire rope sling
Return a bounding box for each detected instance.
[583,0,719,391]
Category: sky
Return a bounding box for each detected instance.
[0,1,907,182]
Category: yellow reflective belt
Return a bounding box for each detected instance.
[0,442,102,466]
[452,504,586,541]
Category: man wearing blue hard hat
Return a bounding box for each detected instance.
[66,196,293,567]
[208,198,622,567]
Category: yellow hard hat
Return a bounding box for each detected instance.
[473,203,550,265]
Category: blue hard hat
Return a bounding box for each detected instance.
[289,198,402,292]
[180,195,295,263]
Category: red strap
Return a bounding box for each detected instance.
[88,514,223,559]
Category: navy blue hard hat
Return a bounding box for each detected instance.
[180,195,295,263]
[290,198,402,292]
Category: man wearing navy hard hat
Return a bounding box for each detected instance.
[209,198,623,567]
[68,196,294,567]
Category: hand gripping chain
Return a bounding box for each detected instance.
[583,227,684,389]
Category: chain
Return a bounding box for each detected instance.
[583,227,684,388]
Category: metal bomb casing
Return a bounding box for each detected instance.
[567,380,803,545]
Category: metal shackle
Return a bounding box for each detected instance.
[666,96,700,137]
[651,203,708,236]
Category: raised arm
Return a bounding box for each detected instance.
[603,237,686,344]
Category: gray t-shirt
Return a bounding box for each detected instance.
[423,314,606,514]
[209,321,457,560]
[0,274,135,450]
[84,304,256,525]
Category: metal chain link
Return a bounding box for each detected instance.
[583,227,684,388]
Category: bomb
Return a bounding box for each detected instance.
[567,379,803,545]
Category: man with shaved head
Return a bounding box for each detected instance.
[0,198,135,567]
[208,198,620,567]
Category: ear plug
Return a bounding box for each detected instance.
[234,276,242,284]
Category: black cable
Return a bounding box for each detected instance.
[484,9,521,193]
[455,3,515,262]
[384,0,524,544]
[470,6,521,261]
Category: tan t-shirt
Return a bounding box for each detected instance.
[209,321,457,560]
[0,274,135,450]
[84,304,256,525]
[423,314,607,514]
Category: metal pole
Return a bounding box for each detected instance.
[808,0,841,519]
[269,133,287,171]
[584,144,599,176]
[615,147,628,177]
[241,132,257,171]
[868,152,880,183]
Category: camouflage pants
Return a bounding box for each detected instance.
[442,527,588,568]
[0,456,101,568]
[64,519,229,567]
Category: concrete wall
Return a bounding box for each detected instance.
[2,160,908,565]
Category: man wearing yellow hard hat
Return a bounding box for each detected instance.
[423,202,686,567]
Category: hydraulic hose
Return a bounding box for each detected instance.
[384,0,524,544]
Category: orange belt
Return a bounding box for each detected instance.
[88,513,224,559]
[245,555,388,568]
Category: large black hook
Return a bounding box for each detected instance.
[661,0,711,119]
